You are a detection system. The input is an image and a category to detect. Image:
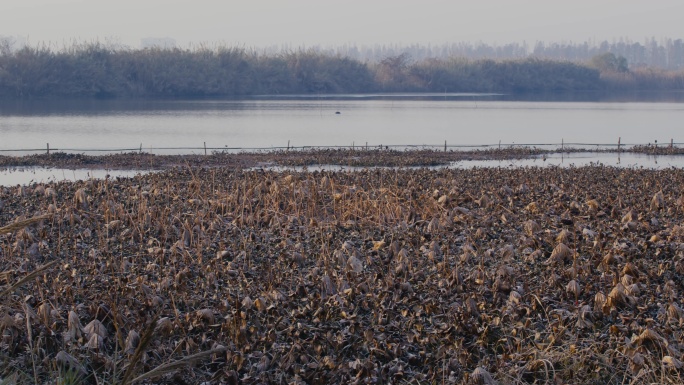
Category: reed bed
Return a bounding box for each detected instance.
[2,164,684,384]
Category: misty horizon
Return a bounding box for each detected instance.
[1,0,683,49]
[2,0,684,100]
[3,35,682,70]
[2,34,682,49]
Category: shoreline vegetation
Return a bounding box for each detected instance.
[0,146,683,171]
[1,44,684,99]
[3,154,684,384]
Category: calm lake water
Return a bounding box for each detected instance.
[1,95,683,154]
[0,167,149,186]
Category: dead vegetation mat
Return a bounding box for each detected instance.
[0,148,545,170]
[2,166,684,384]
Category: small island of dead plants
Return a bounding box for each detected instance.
[2,164,684,384]
[1,145,681,172]
[0,148,546,171]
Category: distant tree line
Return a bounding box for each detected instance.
[0,43,682,99]
[4,35,684,69]
[325,38,684,71]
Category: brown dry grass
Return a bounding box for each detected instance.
[2,164,684,384]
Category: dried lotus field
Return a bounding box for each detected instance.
[3,164,684,384]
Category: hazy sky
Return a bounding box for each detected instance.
[1,0,682,48]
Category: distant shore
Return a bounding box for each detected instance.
[2,45,683,99]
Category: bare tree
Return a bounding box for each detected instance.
[0,36,16,56]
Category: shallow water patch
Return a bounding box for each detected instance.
[468,152,684,169]
[250,152,684,172]
[0,167,151,186]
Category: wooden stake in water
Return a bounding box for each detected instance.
[139,143,142,153]
[287,140,290,151]
[47,143,50,155]
[204,142,207,156]
[444,140,447,152]
[498,140,501,150]
[562,138,564,151]
[618,137,621,152]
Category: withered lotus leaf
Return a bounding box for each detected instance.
[2,152,684,384]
